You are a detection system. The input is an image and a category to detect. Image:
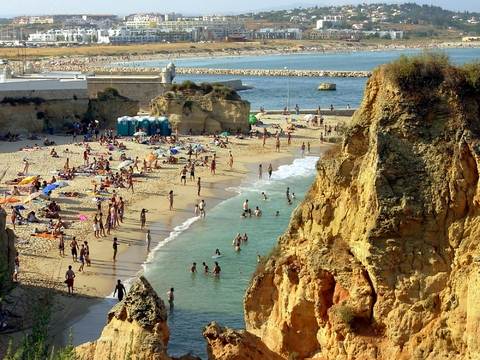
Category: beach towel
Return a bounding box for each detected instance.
[0,197,20,204]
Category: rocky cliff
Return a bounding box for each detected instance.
[0,91,138,134]
[206,55,480,359]
[76,276,198,360]
[150,82,250,134]
[0,208,16,295]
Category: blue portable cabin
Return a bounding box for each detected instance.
[117,116,130,136]
[128,117,139,136]
[159,117,171,136]
[138,117,151,135]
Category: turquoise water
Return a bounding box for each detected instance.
[122,47,480,110]
[143,156,318,358]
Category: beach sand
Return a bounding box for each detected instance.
[0,113,347,351]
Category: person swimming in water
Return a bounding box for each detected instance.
[242,233,248,242]
[275,210,280,216]
[213,261,221,276]
[202,262,209,273]
[191,262,197,273]
[262,192,268,200]
[254,206,262,217]
[215,249,221,256]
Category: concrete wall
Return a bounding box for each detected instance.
[88,76,166,111]
[0,88,89,102]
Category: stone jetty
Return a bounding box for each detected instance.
[93,67,371,78]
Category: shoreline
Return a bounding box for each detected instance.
[8,40,480,74]
[57,150,304,347]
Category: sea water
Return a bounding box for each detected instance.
[120,48,480,110]
[143,156,319,358]
[67,156,319,359]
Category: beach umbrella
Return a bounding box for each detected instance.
[53,181,69,188]
[24,191,43,203]
[42,183,60,195]
[303,114,316,122]
[0,197,20,204]
[249,114,258,125]
[169,148,179,155]
[133,131,146,136]
[19,176,38,185]
[117,160,133,170]
[145,153,157,162]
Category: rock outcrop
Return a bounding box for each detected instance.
[0,91,138,134]
[150,82,250,134]
[76,276,189,360]
[0,208,16,294]
[204,56,480,359]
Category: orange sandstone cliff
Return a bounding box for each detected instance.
[206,57,480,359]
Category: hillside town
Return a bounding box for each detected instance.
[0,3,479,46]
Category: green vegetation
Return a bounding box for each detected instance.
[169,81,241,101]
[97,87,127,101]
[3,297,77,360]
[384,52,480,94]
[336,305,355,328]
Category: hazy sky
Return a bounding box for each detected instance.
[2,0,480,17]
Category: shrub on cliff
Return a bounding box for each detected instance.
[97,87,127,101]
[384,52,449,91]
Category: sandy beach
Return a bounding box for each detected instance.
[0,113,348,352]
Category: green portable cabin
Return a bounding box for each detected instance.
[117,117,130,136]
[139,117,151,134]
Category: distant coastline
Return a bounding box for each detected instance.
[5,39,480,74]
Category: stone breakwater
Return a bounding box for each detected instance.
[94,67,371,78]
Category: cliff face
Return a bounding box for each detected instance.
[0,95,138,134]
[76,277,171,360]
[0,208,16,294]
[229,60,480,359]
[150,85,250,134]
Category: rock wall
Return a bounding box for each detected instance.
[76,276,199,360]
[150,92,250,134]
[204,60,480,359]
[76,277,170,360]
[0,96,138,134]
[0,208,16,294]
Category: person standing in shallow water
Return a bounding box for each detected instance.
[258,164,262,179]
[113,279,127,302]
[268,163,273,179]
[167,288,174,310]
[146,229,151,252]
[112,237,118,262]
[140,208,147,228]
[168,190,174,210]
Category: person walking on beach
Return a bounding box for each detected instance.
[84,241,91,266]
[228,151,234,170]
[301,142,306,157]
[70,237,79,262]
[167,288,174,310]
[168,190,174,210]
[140,209,147,229]
[275,137,280,152]
[146,229,151,252]
[65,265,75,295]
[262,130,267,148]
[58,233,65,256]
[127,175,134,193]
[113,279,127,302]
[199,200,206,218]
[99,212,106,237]
[268,164,273,179]
[113,237,119,262]
[22,158,29,175]
[180,166,187,185]
[258,164,263,179]
[10,206,17,230]
[307,142,311,154]
[78,244,86,272]
[190,163,195,180]
[287,132,291,146]
[118,197,125,223]
[197,177,201,196]
[210,158,216,175]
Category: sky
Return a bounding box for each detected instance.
[1,0,479,17]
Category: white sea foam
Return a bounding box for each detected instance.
[109,156,319,298]
[226,156,319,193]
